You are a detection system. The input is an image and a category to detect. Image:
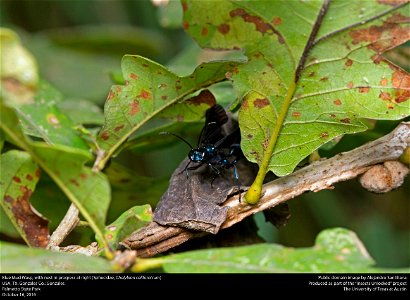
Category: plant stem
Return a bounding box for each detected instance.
[244,80,296,204]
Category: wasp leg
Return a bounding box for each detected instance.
[232,164,242,202]
[209,165,221,188]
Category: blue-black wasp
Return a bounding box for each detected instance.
[161,103,243,197]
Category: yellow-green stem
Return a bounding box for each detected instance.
[244,80,297,204]
[400,147,410,166]
[131,257,166,273]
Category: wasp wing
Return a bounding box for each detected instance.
[199,104,228,145]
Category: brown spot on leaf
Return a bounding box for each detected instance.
[253,98,269,108]
[379,91,392,100]
[47,114,61,128]
[159,83,167,88]
[308,72,316,77]
[334,99,342,105]
[330,114,336,118]
[80,173,87,180]
[129,73,138,80]
[107,234,113,240]
[176,85,182,91]
[11,186,49,247]
[230,8,284,43]
[140,89,151,99]
[347,82,354,88]
[186,89,216,106]
[380,78,388,86]
[359,87,370,93]
[320,76,328,82]
[340,118,351,124]
[371,54,384,64]
[392,69,410,103]
[272,17,282,26]
[253,53,261,58]
[321,132,329,138]
[4,195,14,203]
[114,125,125,132]
[387,104,394,109]
[100,131,110,141]
[129,101,140,116]
[247,134,253,139]
[26,174,33,181]
[386,12,410,23]
[226,72,233,79]
[116,86,121,93]
[183,21,189,30]
[35,169,41,178]
[107,90,115,100]
[142,63,149,68]
[292,112,301,117]
[161,95,168,100]
[263,138,269,150]
[218,23,230,34]
[230,8,269,33]
[345,59,353,67]
[182,1,188,12]
[69,179,79,186]
[350,13,410,54]
[201,27,208,36]
[377,0,408,6]
[242,99,249,109]
[12,176,21,183]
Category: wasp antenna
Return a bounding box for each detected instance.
[160,131,194,149]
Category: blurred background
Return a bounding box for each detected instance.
[1,0,408,268]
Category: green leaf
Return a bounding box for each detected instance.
[57,98,105,125]
[0,241,112,273]
[0,150,48,247]
[0,104,111,249]
[158,228,408,273]
[95,55,240,170]
[183,0,410,203]
[13,81,89,150]
[97,205,152,249]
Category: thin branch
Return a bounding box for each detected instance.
[124,122,410,257]
[47,203,79,249]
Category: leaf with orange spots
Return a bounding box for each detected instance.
[0,150,48,248]
[96,205,152,250]
[0,104,111,249]
[94,55,240,170]
[184,0,410,180]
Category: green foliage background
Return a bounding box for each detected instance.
[0,0,409,269]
